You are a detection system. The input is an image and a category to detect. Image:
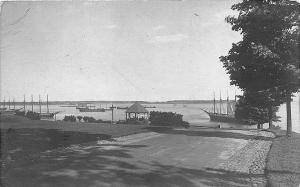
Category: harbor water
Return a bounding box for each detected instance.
[10,97,299,133]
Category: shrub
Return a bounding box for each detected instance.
[83,116,89,122]
[63,115,76,122]
[25,111,40,120]
[182,121,190,128]
[82,116,96,123]
[88,117,96,123]
[149,111,189,127]
[77,116,83,122]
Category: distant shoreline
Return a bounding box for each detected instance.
[0,100,236,105]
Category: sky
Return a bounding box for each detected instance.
[0,0,244,102]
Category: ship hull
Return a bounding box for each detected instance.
[0,107,7,111]
[79,108,105,112]
[0,110,16,115]
[39,113,55,119]
[202,109,249,125]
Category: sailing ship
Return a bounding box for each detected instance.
[38,95,59,120]
[201,92,248,124]
[0,98,7,111]
[77,104,106,112]
[116,106,129,110]
[0,98,23,115]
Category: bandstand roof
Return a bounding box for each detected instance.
[126,102,149,113]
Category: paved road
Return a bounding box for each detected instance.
[3,127,272,187]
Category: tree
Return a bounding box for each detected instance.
[235,92,280,129]
[83,116,89,123]
[77,116,83,122]
[221,0,300,135]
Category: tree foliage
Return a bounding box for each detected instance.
[77,115,83,122]
[220,0,300,129]
[235,92,280,126]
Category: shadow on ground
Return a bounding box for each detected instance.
[2,142,265,187]
[1,128,111,163]
[145,126,272,141]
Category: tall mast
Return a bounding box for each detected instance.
[3,97,5,107]
[31,95,33,112]
[47,94,49,113]
[9,97,11,109]
[39,95,41,114]
[24,95,26,112]
[13,98,15,109]
[213,92,216,114]
[111,103,114,125]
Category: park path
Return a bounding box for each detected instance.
[3,127,274,187]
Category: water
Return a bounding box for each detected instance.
[273,97,299,133]
[11,98,299,133]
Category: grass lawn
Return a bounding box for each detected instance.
[266,129,300,187]
[0,114,150,180]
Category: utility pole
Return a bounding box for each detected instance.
[219,91,222,114]
[24,95,26,112]
[3,97,5,108]
[213,92,216,114]
[13,98,15,110]
[47,94,49,113]
[31,95,33,112]
[8,97,10,109]
[111,104,114,125]
[39,95,41,114]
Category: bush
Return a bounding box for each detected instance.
[83,116,89,122]
[63,115,76,122]
[182,121,190,128]
[26,111,40,120]
[77,116,83,122]
[82,116,96,123]
[149,111,188,127]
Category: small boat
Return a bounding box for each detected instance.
[0,109,16,115]
[78,104,106,112]
[79,108,106,112]
[144,106,156,108]
[117,106,129,110]
[0,107,7,112]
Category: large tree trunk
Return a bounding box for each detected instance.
[286,92,292,136]
[268,106,273,129]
